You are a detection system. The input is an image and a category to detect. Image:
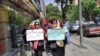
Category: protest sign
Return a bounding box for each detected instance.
[26,29,44,41]
[47,28,65,41]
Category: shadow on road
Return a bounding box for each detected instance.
[85,35,100,38]
[70,41,80,47]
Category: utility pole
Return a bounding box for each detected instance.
[78,0,84,48]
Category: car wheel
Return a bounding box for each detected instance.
[77,30,80,35]
[77,31,80,35]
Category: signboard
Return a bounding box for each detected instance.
[26,29,44,41]
[47,29,65,41]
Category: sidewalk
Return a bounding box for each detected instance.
[65,37,100,56]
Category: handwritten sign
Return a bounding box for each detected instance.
[47,28,65,41]
[26,29,44,41]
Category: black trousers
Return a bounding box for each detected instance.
[34,46,43,56]
[46,41,51,53]
[52,46,65,56]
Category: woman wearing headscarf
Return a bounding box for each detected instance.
[47,19,67,56]
[30,21,44,56]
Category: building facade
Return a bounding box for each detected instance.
[96,0,100,7]
[73,0,78,5]
[31,0,46,19]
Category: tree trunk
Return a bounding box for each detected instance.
[89,12,92,21]
[62,11,66,19]
[61,0,67,19]
[61,0,66,20]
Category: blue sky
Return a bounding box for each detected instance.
[44,0,57,6]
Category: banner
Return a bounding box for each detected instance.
[47,29,65,41]
[26,29,44,41]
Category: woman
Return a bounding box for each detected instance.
[48,19,67,56]
[30,21,44,56]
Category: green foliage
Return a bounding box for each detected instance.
[82,0,96,11]
[66,0,99,21]
[15,12,23,26]
[8,10,16,24]
[55,0,100,21]
[8,10,24,27]
[82,0,97,20]
[66,4,78,21]
[46,4,61,20]
[54,0,74,19]
[94,7,100,16]
[25,17,33,25]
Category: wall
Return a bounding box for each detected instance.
[0,8,11,55]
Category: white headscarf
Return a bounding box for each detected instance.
[32,20,40,25]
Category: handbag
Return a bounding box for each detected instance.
[56,40,64,47]
[50,43,57,49]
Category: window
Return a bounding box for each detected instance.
[87,24,98,28]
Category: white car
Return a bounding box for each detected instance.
[69,23,79,32]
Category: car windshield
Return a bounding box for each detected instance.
[73,23,79,26]
[71,23,79,26]
[87,24,98,28]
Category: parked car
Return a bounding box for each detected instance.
[69,23,79,32]
[77,21,95,34]
[83,23,100,36]
[95,17,100,25]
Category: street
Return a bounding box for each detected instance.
[71,32,100,51]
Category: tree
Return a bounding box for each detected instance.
[82,0,97,21]
[66,4,78,21]
[15,12,23,27]
[54,0,73,19]
[94,7,100,16]
[46,4,61,20]
[8,10,24,27]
